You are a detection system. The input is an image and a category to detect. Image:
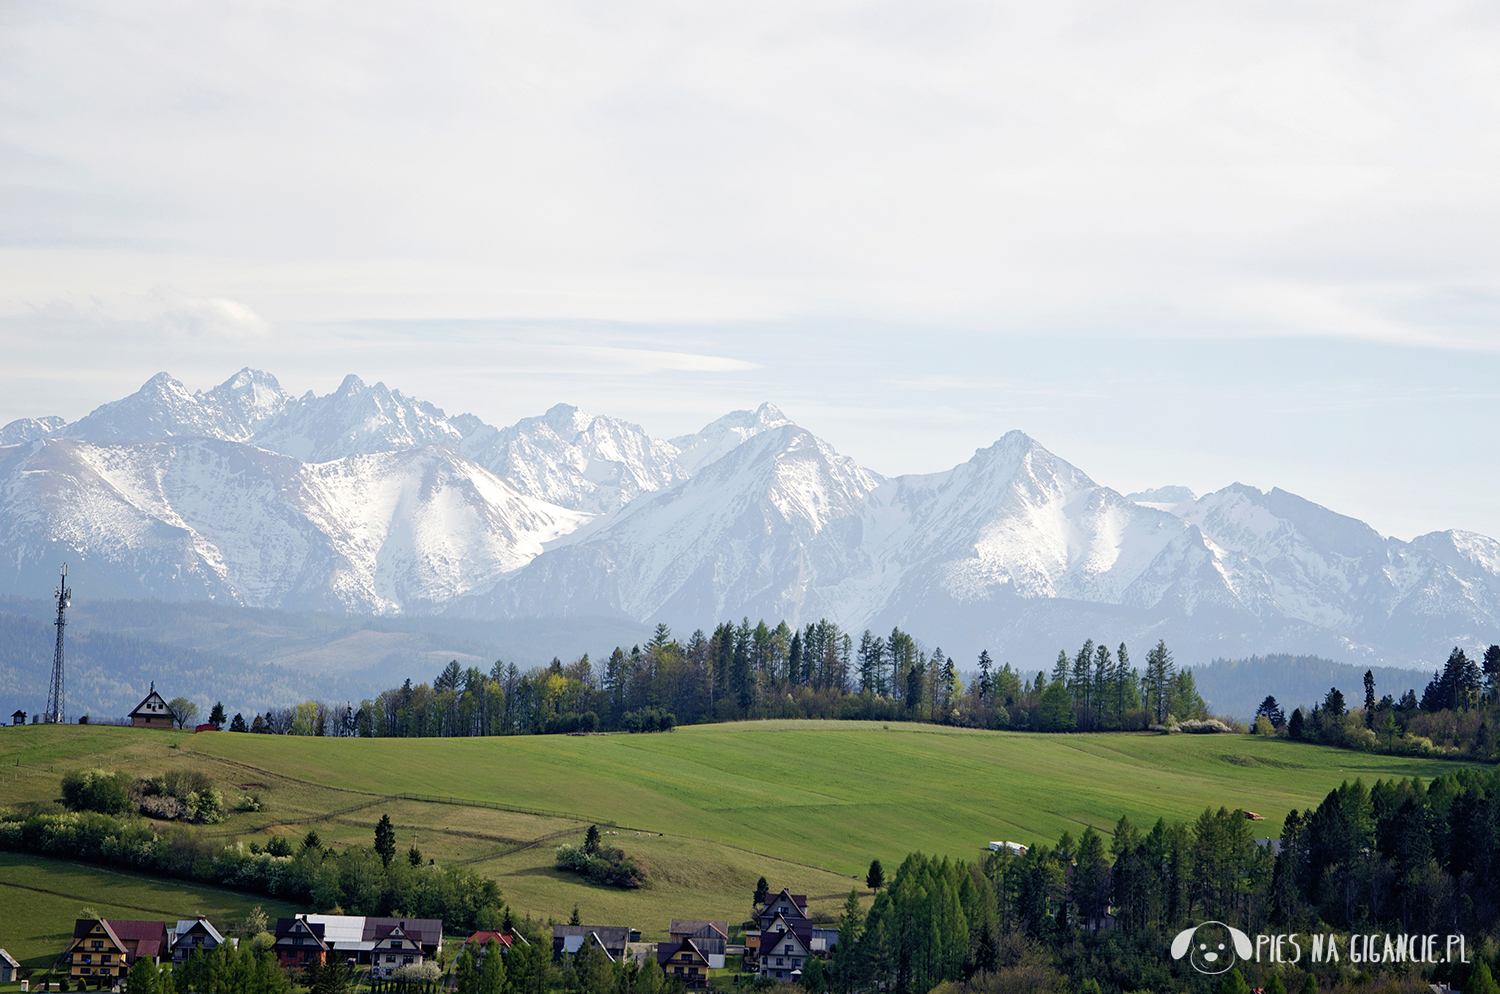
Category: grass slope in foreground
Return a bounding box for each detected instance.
[0,852,302,971]
[0,721,1482,939]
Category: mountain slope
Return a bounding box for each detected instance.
[459,403,685,514]
[0,437,589,613]
[472,424,881,625]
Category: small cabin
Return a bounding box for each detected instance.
[10,710,24,727]
[130,691,174,728]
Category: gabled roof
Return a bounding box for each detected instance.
[74,919,124,944]
[656,937,709,967]
[360,918,443,946]
[760,926,811,956]
[0,948,19,968]
[669,921,728,941]
[274,917,329,950]
[171,919,225,948]
[130,690,173,719]
[464,932,515,950]
[104,920,169,961]
[551,926,631,945]
[766,889,808,913]
[760,915,814,947]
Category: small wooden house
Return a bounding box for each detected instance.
[130,688,174,728]
[0,948,19,982]
[10,710,24,727]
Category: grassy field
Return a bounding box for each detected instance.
[0,852,302,973]
[0,720,1485,945]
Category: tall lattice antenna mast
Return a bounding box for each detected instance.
[46,563,70,724]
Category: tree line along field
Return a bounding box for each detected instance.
[0,721,1484,946]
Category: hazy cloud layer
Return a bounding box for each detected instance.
[1,1,1498,540]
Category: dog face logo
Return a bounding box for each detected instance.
[1170,921,1253,975]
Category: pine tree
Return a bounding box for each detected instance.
[976,650,993,704]
[477,938,507,994]
[1145,641,1176,724]
[754,876,770,907]
[374,813,396,867]
[569,905,581,926]
[1363,670,1376,726]
[408,844,423,867]
[585,824,601,855]
[229,712,248,733]
[209,701,226,728]
[866,858,884,891]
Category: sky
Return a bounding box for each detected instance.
[2,0,1498,541]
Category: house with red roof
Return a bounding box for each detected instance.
[68,919,168,985]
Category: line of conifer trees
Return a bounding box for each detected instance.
[824,766,1499,994]
[238,622,1213,738]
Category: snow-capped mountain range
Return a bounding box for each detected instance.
[3,369,1496,669]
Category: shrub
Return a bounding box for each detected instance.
[555,842,649,888]
[60,770,131,815]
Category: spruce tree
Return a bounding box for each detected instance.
[1467,958,1500,994]
[408,844,423,867]
[585,824,601,855]
[209,701,226,728]
[754,876,770,906]
[374,814,396,867]
[866,858,883,891]
[1363,670,1376,726]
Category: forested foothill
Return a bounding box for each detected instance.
[822,767,1500,994]
[230,622,1220,739]
[1252,646,1500,761]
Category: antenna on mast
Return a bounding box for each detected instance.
[46,563,71,724]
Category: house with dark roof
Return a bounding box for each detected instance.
[10,710,24,726]
[369,921,425,978]
[755,889,809,932]
[170,918,229,967]
[68,919,168,985]
[755,920,813,983]
[551,925,636,964]
[273,916,329,970]
[656,937,712,989]
[667,921,728,969]
[129,689,174,728]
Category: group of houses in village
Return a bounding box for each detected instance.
[22,885,830,991]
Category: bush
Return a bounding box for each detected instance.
[132,771,226,824]
[60,770,131,815]
[555,842,649,888]
[621,708,676,733]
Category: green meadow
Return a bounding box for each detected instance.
[0,720,1482,944]
[0,852,301,971]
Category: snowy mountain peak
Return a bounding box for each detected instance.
[251,374,461,464]
[1126,485,1197,504]
[1,416,65,445]
[669,401,794,476]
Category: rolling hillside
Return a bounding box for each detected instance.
[0,721,1481,942]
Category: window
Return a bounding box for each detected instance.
[784,945,793,954]
[102,955,111,962]
[403,957,413,965]
[91,941,103,950]
[775,958,783,966]
[793,960,801,968]
[390,941,402,949]
[82,956,92,964]
[80,969,91,976]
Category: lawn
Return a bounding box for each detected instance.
[0,720,1483,943]
[0,852,301,974]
